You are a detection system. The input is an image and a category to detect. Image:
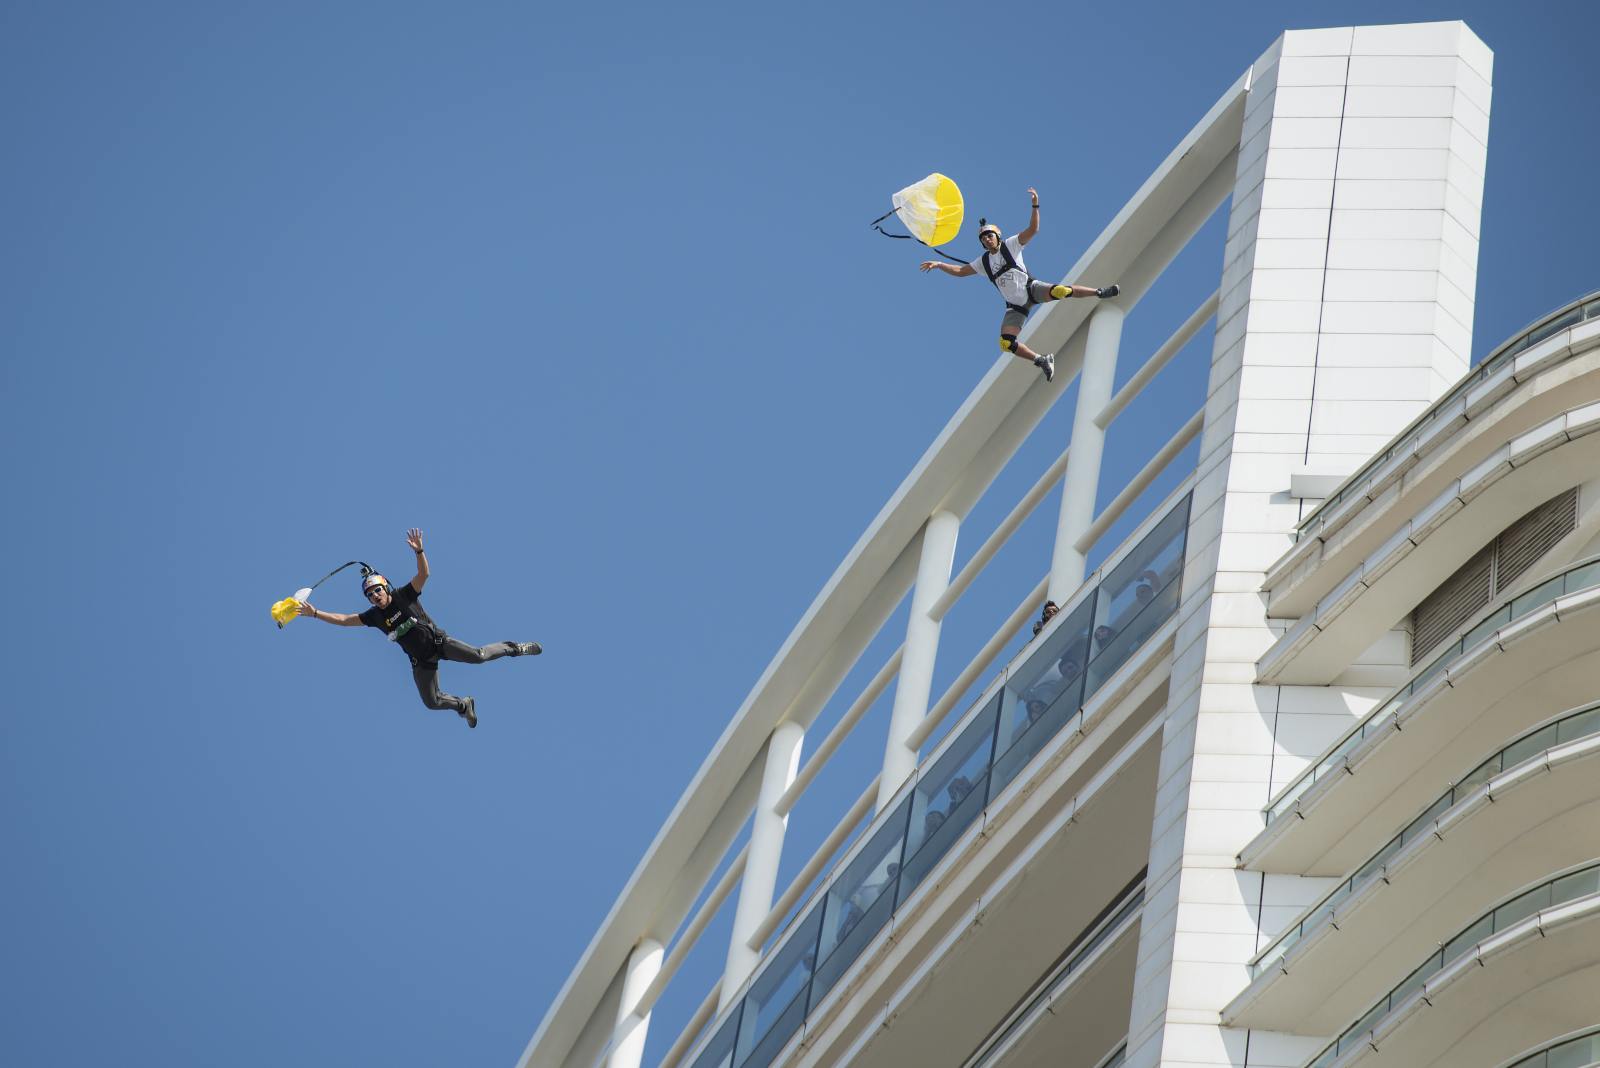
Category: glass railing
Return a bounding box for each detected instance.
[967,878,1145,1068]
[683,494,1191,1068]
[1504,1025,1600,1068]
[1296,291,1600,542]
[1254,701,1600,975]
[1265,555,1600,824]
[1306,861,1600,1068]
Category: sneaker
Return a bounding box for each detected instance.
[1096,284,1120,299]
[1034,353,1055,382]
[512,641,542,657]
[460,697,477,729]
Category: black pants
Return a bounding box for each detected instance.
[410,637,519,713]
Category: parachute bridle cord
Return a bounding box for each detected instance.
[304,560,377,594]
[870,210,964,262]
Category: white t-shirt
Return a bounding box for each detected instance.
[970,236,1030,306]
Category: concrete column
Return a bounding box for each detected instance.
[1048,302,1125,602]
[720,719,805,1008]
[877,509,960,809]
[1122,22,1492,1068]
[607,937,664,1068]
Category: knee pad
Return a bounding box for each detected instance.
[1050,284,1070,300]
[1000,333,1018,352]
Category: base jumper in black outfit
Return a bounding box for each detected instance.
[295,528,541,728]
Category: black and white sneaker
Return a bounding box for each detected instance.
[460,697,477,729]
[1034,353,1055,382]
[1095,284,1120,299]
[512,641,542,656]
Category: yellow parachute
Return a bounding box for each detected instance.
[271,587,315,628]
[872,173,964,253]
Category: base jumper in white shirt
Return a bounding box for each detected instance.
[920,188,1119,382]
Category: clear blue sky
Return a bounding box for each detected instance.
[2,2,1595,1066]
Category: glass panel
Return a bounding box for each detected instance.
[809,801,908,1007]
[1307,1045,1339,1068]
[1553,866,1600,904]
[1558,706,1600,743]
[1493,883,1552,932]
[1401,792,1452,846]
[898,699,999,900]
[1410,651,1453,692]
[1511,575,1566,618]
[1388,949,1439,1009]
[690,1005,742,1068]
[1454,753,1500,797]
[735,906,821,1068]
[1343,1001,1388,1049]
[992,593,1094,796]
[1527,308,1582,346]
[1585,298,1600,321]
[1460,608,1508,652]
[1442,913,1494,965]
[1503,723,1559,768]
[1083,499,1190,698]
[1356,835,1402,884]
[1565,560,1600,593]
[1549,1032,1600,1068]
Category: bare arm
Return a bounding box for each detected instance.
[920,260,977,276]
[1017,188,1040,246]
[406,527,429,592]
[296,601,364,627]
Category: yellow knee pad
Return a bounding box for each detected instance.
[1050,284,1070,300]
[999,334,1018,352]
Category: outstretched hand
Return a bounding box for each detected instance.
[919,260,943,272]
[1027,187,1038,206]
[406,528,424,553]
[295,599,316,617]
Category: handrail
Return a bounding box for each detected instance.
[1296,290,1600,537]
[1075,409,1203,553]
[747,776,879,952]
[1253,699,1600,976]
[1307,858,1600,1068]
[633,843,749,1019]
[775,648,902,817]
[1265,553,1600,823]
[1098,289,1219,429]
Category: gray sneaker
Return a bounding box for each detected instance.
[1096,284,1120,299]
[512,641,542,656]
[459,697,477,729]
[1034,353,1056,382]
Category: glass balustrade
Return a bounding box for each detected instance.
[1505,1025,1600,1068]
[1253,701,1600,976]
[685,493,1191,1068]
[1305,862,1600,1068]
[1297,291,1600,542]
[1266,556,1600,824]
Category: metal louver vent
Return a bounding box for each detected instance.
[1498,488,1577,590]
[1409,488,1579,665]
[1412,545,1493,662]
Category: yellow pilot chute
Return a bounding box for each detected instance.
[271,587,315,628]
[871,173,965,256]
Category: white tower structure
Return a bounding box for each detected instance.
[518,20,1600,1068]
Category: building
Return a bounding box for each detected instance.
[518,21,1600,1068]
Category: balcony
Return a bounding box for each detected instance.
[1246,557,1600,875]
[1263,292,1600,625]
[1304,861,1600,1068]
[1227,703,1600,1033]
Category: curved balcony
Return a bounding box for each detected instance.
[1245,556,1600,875]
[1497,1025,1600,1068]
[1257,397,1600,686]
[1226,702,1600,1033]
[1303,861,1600,1068]
[1264,292,1600,623]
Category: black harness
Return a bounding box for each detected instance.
[981,241,1037,314]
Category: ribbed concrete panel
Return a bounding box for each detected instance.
[1122,21,1491,1068]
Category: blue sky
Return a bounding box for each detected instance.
[2,2,1596,1066]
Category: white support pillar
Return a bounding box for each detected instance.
[1048,302,1125,602]
[877,509,960,809]
[608,937,664,1068]
[720,719,805,1008]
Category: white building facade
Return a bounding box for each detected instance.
[519,21,1600,1068]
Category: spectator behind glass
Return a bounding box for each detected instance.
[1031,599,1060,638]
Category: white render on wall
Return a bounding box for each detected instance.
[1123,21,1491,1068]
